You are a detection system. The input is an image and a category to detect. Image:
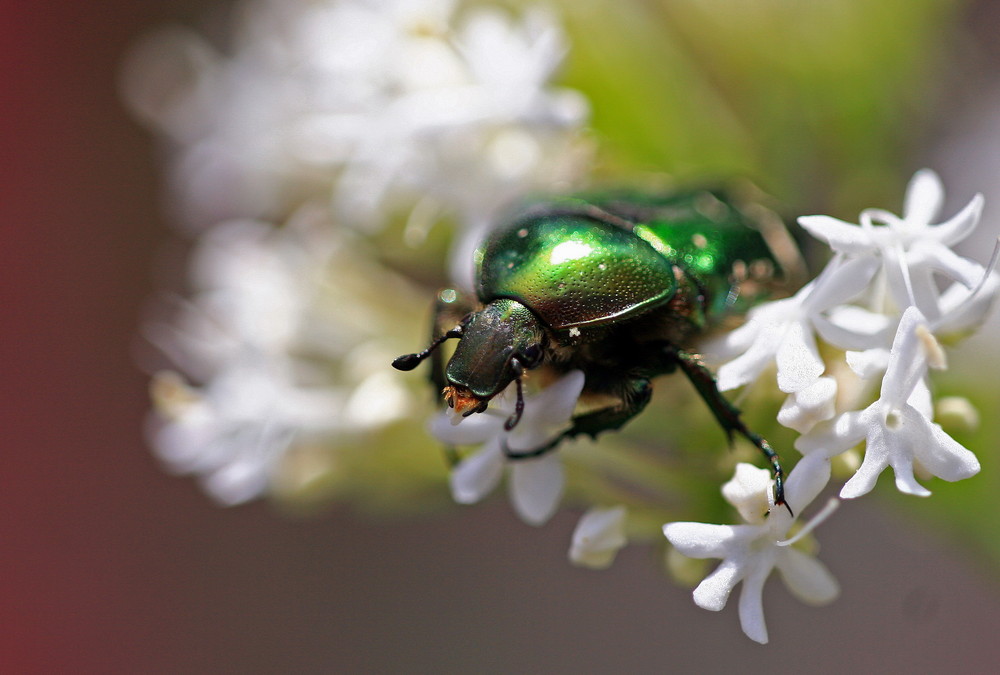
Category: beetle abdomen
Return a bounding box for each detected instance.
[477,214,677,330]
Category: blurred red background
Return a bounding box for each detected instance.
[4,1,1000,672]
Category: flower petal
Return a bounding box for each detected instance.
[737,563,771,644]
[429,407,504,445]
[568,505,628,569]
[775,320,824,393]
[449,440,504,504]
[935,273,1000,337]
[508,452,564,526]
[722,464,773,524]
[930,192,983,248]
[797,215,872,256]
[776,548,839,605]
[814,306,891,351]
[902,168,943,225]
[909,240,988,289]
[784,454,832,511]
[777,376,837,434]
[693,558,744,612]
[845,348,890,379]
[525,369,585,431]
[839,424,892,499]
[905,406,981,483]
[663,522,749,559]
[803,254,880,311]
[795,411,867,459]
[715,335,777,391]
[880,306,930,407]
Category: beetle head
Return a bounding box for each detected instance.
[444,298,545,417]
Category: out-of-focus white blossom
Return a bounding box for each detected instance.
[121,0,589,231]
[429,370,585,526]
[569,505,628,569]
[145,206,423,504]
[149,364,343,505]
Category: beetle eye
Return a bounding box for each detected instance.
[519,344,543,368]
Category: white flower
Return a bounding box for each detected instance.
[796,306,980,499]
[798,169,988,327]
[144,208,425,503]
[145,218,331,378]
[148,363,343,505]
[708,254,880,393]
[569,506,628,569]
[122,0,588,230]
[776,376,838,434]
[664,460,838,644]
[429,370,585,525]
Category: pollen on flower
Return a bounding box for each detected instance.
[149,370,200,419]
[916,324,947,370]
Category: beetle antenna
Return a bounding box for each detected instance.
[504,376,525,431]
[392,327,462,371]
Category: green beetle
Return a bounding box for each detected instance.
[393,189,800,509]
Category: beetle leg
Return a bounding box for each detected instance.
[562,378,652,440]
[504,376,525,431]
[666,347,791,515]
[502,377,652,461]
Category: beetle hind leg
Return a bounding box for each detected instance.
[502,377,652,461]
[668,347,791,514]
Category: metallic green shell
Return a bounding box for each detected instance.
[621,190,780,316]
[477,214,677,330]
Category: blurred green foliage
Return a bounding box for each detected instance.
[546,0,959,215]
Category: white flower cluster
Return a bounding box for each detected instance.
[145,210,413,504]
[128,0,589,505]
[431,170,998,643]
[122,0,587,234]
[664,170,997,642]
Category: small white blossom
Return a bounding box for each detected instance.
[796,306,980,499]
[148,363,343,505]
[122,0,588,231]
[569,506,628,570]
[708,254,880,393]
[144,208,424,504]
[664,460,838,644]
[709,170,997,399]
[776,376,838,434]
[798,169,988,327]
[429,370,585,526]
[145,217,331,377]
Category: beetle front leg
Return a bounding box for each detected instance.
[666,347,791,514]
[503,378,652,461]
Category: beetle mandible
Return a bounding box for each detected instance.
[393,189,800,510]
